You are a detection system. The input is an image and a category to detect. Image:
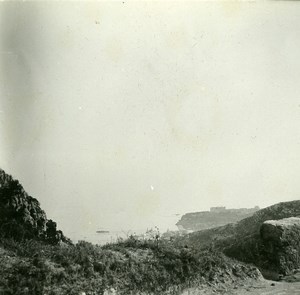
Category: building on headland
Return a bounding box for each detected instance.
[176,206,260,231]
[210,206,260,214]
[210,206,226,213]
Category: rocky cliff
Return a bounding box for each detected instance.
[176,206,259,231]
[0,168,69,244]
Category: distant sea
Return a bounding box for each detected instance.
[68,229,149,245]
[67,214,181,245]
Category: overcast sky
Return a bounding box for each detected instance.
[1,1,300,235]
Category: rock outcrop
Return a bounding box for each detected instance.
[0,168,69,244]
[260,217,300,275]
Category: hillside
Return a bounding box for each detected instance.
[177,200,300,278]
[178,201,300,248]
[0,168,264,294]
[2,168,300,294]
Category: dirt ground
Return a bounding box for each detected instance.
[229,281,300,295]
[181,279,300,295]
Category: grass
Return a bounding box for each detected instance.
[0,232,261,295]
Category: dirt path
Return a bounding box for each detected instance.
[181,280,300,295]
[230,281,300,295]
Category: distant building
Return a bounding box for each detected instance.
[210,206,226,213]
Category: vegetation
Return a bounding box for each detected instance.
[0,232,261,295]
[0,168,267,294]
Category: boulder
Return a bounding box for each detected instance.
[260,217,300,275]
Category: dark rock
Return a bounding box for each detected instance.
[0,168,70,244]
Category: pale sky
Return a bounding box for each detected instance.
[1,1,300,235]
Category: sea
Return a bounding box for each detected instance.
[67,213,181,245]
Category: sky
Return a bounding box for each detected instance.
[1,1,300,236]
